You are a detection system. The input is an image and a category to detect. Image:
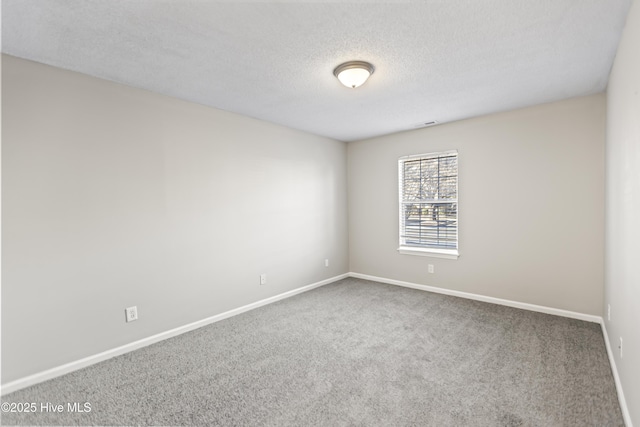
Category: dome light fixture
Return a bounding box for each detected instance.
[333,61,375,89]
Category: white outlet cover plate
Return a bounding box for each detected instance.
[125,306,138,322]
[619,337,623,358]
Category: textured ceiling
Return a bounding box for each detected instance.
[1,0,632,141]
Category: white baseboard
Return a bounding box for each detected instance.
[348,272,602,323]
[601,322,633,427]
[1,273,349,396]
[4,271,630,427]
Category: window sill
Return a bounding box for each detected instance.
[398,246,459,259]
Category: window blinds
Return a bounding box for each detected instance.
[399,152,458,249]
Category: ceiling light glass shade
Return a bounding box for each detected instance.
[333,61,375,88]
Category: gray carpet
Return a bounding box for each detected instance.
[0,278,624,426]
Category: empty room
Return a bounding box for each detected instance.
[1,1,638,426]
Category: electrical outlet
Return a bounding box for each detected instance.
[607,304,611,321]
[619,337,623,358]
[325,259,329,267]
[125,306,138,323]
[428,264,434,274]
[260,274,267,285]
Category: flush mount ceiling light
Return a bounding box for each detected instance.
[333,61,375,89]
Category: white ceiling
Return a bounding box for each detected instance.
[1,0,632,142]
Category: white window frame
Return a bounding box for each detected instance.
[398,150,459,259]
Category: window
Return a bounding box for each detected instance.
[398,150,458,259]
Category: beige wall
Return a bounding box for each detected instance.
[1,55,349,383]
[348,94,606,315]
[605,0,640,423]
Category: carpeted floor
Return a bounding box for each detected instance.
[0,278,624,426]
